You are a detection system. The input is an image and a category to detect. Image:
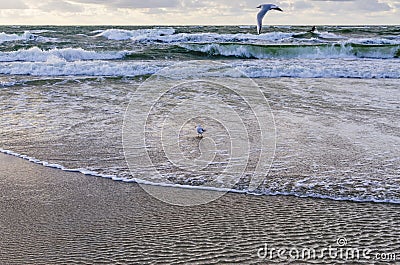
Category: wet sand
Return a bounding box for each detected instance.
[0,153,399,264]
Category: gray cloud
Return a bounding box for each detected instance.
[69,0,180,9]
[310,0,354,2]
[2,0,395,24]
[311,0,391,13]
[36,0,392,14]
[0,0,28,9]
[352,0,391,11]
[40,0,84,13]
[293,0,314,10]
[67,0,278,11]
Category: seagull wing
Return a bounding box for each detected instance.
[257,8,270,34]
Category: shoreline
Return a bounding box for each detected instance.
[1,149,399,206]
[1,152,399,264]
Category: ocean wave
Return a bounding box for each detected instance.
[30,29,56,34]
[95,28,400,49]
[293,31,346,41]
[96,28,294,43]
[0,31,56,43]
[0,59,399,78]
[348,38,400,45]
[1,148,399,205]
[180,43,400,59]
[0,60,163,76]
[233,59,400,78]
[0,31,36,43]
[95,28,176,41]
[0,47,129,62]
[317,31,346,40]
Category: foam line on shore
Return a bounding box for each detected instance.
[1,148,399,205]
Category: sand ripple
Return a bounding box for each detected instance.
[1,154,399,264]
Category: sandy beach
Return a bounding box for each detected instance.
[1,153,398,264]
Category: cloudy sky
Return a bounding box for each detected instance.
[0,0,399,25]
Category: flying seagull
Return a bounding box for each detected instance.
[256,4,283,34]
[196,125,206,137]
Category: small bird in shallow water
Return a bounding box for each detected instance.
[196,125,206,137]
[256,4,283,34]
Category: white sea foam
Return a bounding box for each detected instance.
[234,59,400,78]
[0,148,110,177]
[317,31,346,40]
[348,38,400,45]
[95,28,176,41]
[96,28,294,43]
[0,59,399,78]
[0,60,163,76]
[95,28,400,49]
[1,148,399,204]
[0,81,17,87]
[0,31,56,43]
[30,29,56,34]
[0,31,36,43]
[0,47,129,62]
[180,43,399,59]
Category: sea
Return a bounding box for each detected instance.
[0,25,399,205]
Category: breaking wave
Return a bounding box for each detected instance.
[96,28,294,43]
[0,31,36,43]
[0,31,56,43]
[0,59,398,78]
[0,60,162,76]
[0,47,129,62]
[180,43,400,59]
[95,28,176,41]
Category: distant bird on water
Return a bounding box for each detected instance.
[256,4,283,34]
[196,125,206,137]
[309,26,317,33]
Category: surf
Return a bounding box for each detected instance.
[179,43,400,59]
[1,148,399,205]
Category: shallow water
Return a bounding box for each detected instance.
[1,75,399,204]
